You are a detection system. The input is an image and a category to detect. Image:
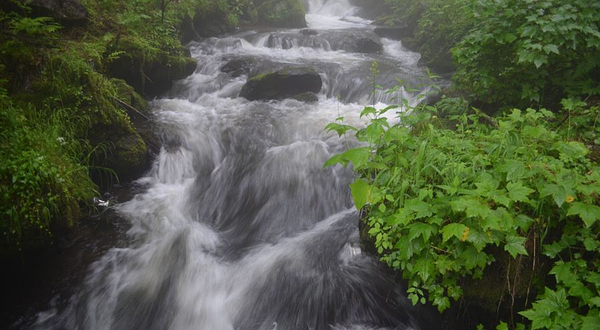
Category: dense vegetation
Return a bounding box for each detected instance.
[328,0,600,329]
[0,0,263,250]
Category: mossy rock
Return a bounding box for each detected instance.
[110,78,147,120]
[256,0,306,28]
[107,42,196,97]
[90,120,148,182]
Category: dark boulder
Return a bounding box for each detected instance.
[374,26,412,40]
[23,0,88,26]
[240,67,322,101]
[143,56,197,97]
[354,36,383,53]
[292,92,318,103]
[220,58,255,77]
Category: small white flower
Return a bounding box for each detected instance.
[56,137,66,145]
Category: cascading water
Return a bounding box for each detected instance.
[26,1,434,329]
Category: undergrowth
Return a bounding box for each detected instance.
[0,95,96,248]
[325,88,600,329]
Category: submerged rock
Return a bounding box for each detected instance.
[354,36,383,53]
[240,67,322,101]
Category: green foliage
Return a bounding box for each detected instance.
[381,0,426,28]
[408,0,474,72]
[452,0,600,108]
[325,92,599,329]
[0,95,96,246]
[255,0,305,27]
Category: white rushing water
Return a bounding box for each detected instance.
[30,1,433,329]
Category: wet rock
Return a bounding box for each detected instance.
[292,92,318,103]
[355,36,383,53]
[240,67,322,101]
[267,34,295,49]
[374,26,412,40]
[300,29,318,36]
[221,58,255,77]
[23,0,88,26]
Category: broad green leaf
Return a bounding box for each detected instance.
[543,240,569,258]
[515,214,534,231]
[552,141,589,158]
[497,160,525,182]
[449,197,469,212]
[582,316,600,330]
[541,183,567,207]
[390,208,413,226]
[408,222,436,242]
[467,227,491,251]
[543,44,559,55]
[520,289,568,329]
[520,307,552,329]
[415,258,434,282]
[504,235,528,258]
[360,106,377,118]
[590,297,600,307]
[567,202,600,227]
[442,223,469,242]
[324,122,357,137]
[496,322,508,330]
[503,33,517,43]
[323,154,346,168]
[350,179,371,210]
[550,262,578,286]
[405,199,433,219]
[461,246,488,270]
[465,199,491,218]
[507,181,534,202]
[341,147,371,169]
[491,193,512,207]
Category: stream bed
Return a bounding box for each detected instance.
[9,1,438,329]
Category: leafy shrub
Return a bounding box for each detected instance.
[325,96,599,328]
[452,0,600,108]
[410,0,473,73]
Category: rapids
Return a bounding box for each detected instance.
[26,1,434,329]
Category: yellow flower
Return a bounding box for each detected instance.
[566,195,575,203]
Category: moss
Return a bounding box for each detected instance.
[110,78,147,113]
[249,72,273,81]
[114,132,148,174]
